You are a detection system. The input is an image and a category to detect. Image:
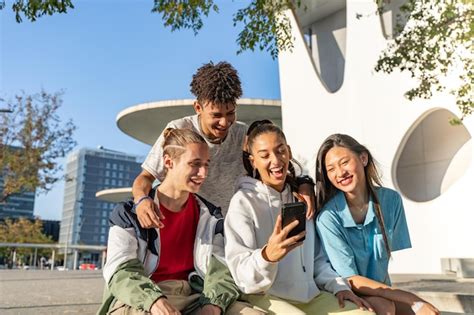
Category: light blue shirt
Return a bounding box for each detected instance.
[316,187,411,285]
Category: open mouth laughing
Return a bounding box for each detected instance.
[269,166,285,180]
[190,177,205,186]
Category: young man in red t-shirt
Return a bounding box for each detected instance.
[100,128,263,315]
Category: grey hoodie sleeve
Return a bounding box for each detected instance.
[313,232,351,294]
[224,196,278,294]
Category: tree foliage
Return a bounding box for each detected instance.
[1,0,74,22]
[375,0,473,123]
[152,0,299,59]
[152,0,219,35]
[0,90,76,201]
[0,217,54,262]
[2,0,472,119]
[0,217,53,244]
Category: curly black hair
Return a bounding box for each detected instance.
[190,61,243,106]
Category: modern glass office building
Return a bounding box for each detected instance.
[0,172,35,220]
[58,147,142,249]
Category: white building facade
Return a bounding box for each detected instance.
[278,0,473,274]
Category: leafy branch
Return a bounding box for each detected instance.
[0,90,76,201]
[375,0,473,123]
[2,0,473,121]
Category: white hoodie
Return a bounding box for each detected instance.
[224,176,350,303]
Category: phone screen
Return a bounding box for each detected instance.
[281,202,306,241]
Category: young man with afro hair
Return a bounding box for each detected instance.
[132,61,246,226]
[133,61,315,227]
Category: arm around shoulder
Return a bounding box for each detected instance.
[132,170,164,229]
[132,170,154,202]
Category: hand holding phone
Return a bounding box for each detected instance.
[262,213,306,263]
[281,202,306,241]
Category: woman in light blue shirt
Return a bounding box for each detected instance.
[315,134,439,315]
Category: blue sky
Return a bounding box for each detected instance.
[1,0,281,220]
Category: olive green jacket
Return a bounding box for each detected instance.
[97,191,239,314]
[98,256,239,314]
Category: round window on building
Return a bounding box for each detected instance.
[394,109,472,202]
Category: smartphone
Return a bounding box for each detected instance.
[281,202,306,241]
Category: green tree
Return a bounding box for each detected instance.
[1,0,74,22]
[2,0,299,58]
[2,0,472,119]
[0,217,54,265]
[0,90,76,202]
[375,0,473,122]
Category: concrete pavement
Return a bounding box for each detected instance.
[1,270,473,314]
[0,270,104,314]
[392,273,474,314]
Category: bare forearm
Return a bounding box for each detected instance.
[132,171,154,202]
[348,275,422,305]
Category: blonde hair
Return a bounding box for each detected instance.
[162,128,206,162]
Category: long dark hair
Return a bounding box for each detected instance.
[315,133,391,258]
[243,120,300,190]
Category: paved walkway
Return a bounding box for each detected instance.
[392,274,474,314]
[1,270,473,314]
[0,270,104,314]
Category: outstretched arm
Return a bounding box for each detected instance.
[132,170,164,228]
[348,275,439,315]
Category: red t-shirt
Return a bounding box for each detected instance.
[151,194,199,283]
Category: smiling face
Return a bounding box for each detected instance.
[164,142,210,193]
[194,101,236,141]
[324,146,368,197]
[249,132,291,192]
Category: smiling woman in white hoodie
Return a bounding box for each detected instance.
[224,121,375,315]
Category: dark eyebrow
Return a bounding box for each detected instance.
[211,109,235,115]
[256,143,285,153]
[326,155,348,167]
[189,158,211,163]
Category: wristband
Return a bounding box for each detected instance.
[134,195,152,208]
[411,301,424,313]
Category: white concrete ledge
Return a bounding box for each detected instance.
[116,98,282,145]
[95,187,132,203]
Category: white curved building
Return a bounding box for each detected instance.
[96,98,282,202]
[278,0,473,274]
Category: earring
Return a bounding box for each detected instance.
[253,168,257,178]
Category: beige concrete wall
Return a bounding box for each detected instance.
[278,0,473,274]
